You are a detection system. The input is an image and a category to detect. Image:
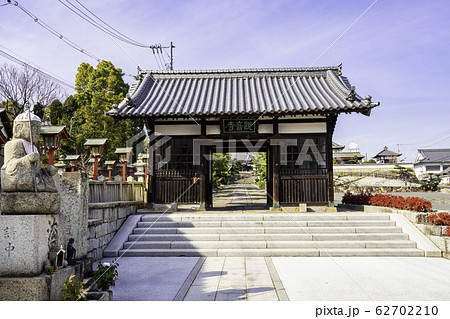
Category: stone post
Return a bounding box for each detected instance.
[59,171,89,259]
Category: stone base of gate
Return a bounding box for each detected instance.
[270,203,308,212]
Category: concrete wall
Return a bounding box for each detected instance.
[87,201,137,259]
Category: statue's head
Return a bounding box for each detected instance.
[13,112,41,146]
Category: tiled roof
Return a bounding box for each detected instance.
[115,147,133,154]
[373,147,401,158]
[84,138,108,146]
[332,142,345,149]
[108,66,379,118]
[417,149,450,163]
[40,125,68,137]
[333,152,364,159]
[64,155,80,161]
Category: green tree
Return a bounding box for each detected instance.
[212,153,231,187]
[49,61,142,160]
[392,164,415,185]
[252,152,267,190]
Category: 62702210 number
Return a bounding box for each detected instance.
[375,306,438,316]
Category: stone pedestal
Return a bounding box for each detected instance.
[0,192,60,214]
[0,214,66,276]
[59,172,89,259]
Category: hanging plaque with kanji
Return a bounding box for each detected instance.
[223,119,256,133]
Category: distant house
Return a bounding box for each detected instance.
[332,142,364,164]
[414,149,450,182]
[373,146,402,164]
[333,152,365,164]
[332,142,345,153]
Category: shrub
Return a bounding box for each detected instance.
[60,274,89,301]
[94,259,119,291]
[445,226,450,237]
[427,212,450,226]
[421,174,442,191]
[368,194,431,212]
[342,192,432,212]
[341,191,373,205]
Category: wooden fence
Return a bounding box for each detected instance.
[89,181,146,203]
[280,175,329,205]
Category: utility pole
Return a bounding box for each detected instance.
[149,42,175,70]
[169,42,174,71]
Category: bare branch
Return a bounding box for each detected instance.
[0,64,66,119]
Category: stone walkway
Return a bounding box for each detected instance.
[213,173,267,209]
[180,257,286,301]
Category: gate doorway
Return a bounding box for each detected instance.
[211,152,268,210]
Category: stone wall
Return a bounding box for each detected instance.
[87,201,137,259]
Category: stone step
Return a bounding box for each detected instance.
[139,213,390,222]
[117,248,424,257]
[128,233,409,242]
[122,240,416,250]
[132,226,403,235]
[135,220,396,228]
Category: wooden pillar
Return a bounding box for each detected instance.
[122,162,127,181]
[272,144,280,208]
[48,148,55,166]
[199,144,207,210]
[145,118,156,206]
[266,147,273,207]
[108,169,112,181]
[271,116,280,208]
[93,156,99,180]
[199,118,209,210]
[326,115,338,205]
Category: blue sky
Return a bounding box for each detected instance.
[1,0,449,161]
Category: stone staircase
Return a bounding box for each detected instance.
[112,212,425,257]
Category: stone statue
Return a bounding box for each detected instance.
[66,238,76,265]
[0,112,60,214]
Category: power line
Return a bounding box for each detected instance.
[0,47,75,89]
[7,0,102,63]
[58,0,145,47]
[71,0,149,47]
[58,0,175,70]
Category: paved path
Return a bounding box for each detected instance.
[182,257,286,301]
[213,173,267,209]
[103,256,450,301]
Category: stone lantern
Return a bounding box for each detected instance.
[105,160,116,181]
[84,138,108,180]
[115,147,133,181]
[63,154,81,172]
[40,125,69,166]
[133,153,147,183]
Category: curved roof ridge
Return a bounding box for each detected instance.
[139,65,342,75]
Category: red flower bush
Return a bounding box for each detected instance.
[341,191,373,205]
[368,194,432,212]
[342,192,432,212]
[427,212,450,226]
[445,226,450,237]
